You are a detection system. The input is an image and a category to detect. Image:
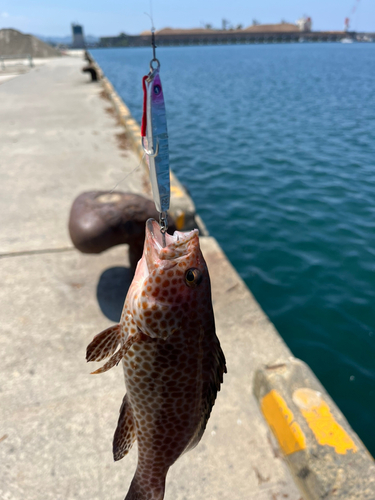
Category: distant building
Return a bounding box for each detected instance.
[100,33,129,48]
[296,16,312,32]
[71,23,85,48]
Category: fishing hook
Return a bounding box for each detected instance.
[159,212,168,248]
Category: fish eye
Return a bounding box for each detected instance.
[185,268,203,288]
[154,84,161,95]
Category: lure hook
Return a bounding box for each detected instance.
[159,212,168,248]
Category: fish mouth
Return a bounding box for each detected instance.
[145,218,198,268]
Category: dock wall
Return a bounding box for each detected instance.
[92,55,375,500]
[98,31,372,47]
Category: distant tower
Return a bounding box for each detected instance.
[71,23,85,48]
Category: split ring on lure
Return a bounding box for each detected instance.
[141,64,170,215]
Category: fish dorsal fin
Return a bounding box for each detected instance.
[86,324,121,362]
[185,332,227,453]
[113,394,136,461]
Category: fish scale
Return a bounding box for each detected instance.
[86,219,226,500]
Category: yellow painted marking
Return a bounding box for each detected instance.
[175,212,185,230]
[293,388,358,454]
[261,390,306,455]
[171,185,184,198]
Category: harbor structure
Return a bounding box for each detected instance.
[71,23,85,48]
[99,23,364,47]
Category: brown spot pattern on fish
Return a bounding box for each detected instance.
[86,219,226,500]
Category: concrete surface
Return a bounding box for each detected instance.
[0,58,49,84]
[0,55,304,499]
[0,56,146,255]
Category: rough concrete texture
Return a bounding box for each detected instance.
[0,56,303,499]
[254,360,375,500]
[0,28,60,57]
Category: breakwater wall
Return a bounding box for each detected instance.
[99,31,374,48]
[90,54,375,499]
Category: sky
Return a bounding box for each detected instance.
[0,0,374,37]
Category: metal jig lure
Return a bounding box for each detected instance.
[141,28,170,246]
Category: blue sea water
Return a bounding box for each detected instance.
[92,44,375,455]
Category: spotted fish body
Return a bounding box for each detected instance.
[87,219,226,500]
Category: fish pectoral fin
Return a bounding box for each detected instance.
[86,324,122,362]
[90,331,142,375]
[113,394,136,461]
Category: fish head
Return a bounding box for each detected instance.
[128,219,212,340]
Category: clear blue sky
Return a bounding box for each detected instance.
[0,0,373,37]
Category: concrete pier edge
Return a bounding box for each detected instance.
[91,53,375,499]
[254,359,375,499]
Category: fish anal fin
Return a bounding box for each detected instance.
[90,331,142,375]
[86,324,122,362]
[113,394,136,461]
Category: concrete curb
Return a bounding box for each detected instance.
[254,358,375,499]
[92,59,203,233]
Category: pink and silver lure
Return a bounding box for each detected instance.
[141,64,170,215]
[86,219,226,500]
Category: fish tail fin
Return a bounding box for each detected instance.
[125,470,166,500]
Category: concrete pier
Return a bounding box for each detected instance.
[0,55,373,500]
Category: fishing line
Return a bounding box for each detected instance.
[144,0,155,31]
[109,152,146,193]
[109,1,158,199]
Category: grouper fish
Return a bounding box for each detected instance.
[86,219,226,500]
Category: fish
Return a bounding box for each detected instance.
[86,219,226,500]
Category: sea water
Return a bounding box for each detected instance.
[92,43,375,455]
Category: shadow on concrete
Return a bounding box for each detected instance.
[96,266,132,322]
